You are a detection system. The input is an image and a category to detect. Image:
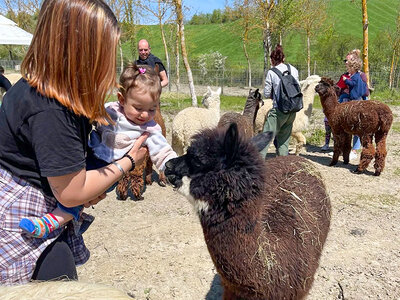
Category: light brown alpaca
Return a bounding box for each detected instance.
[116,107,166,200]
[315,77,393,176]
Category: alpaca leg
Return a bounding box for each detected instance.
[144,156,153,185]
[355,135,375,174]
[158,171,167,187]
[291,131,306,155]
[342,133,352,164]
[330,134,345,166]
[373,131,388,176]
[128,172,145,200]
[116,176,129,200]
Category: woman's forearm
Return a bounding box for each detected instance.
[48,156,133,207]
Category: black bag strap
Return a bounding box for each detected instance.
[271,67,283,80]
[285,63,291,75]
[271,64,292,78]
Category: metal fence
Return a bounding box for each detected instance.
[2,59,398,91]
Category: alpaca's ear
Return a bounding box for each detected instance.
[251,131,274,152]
[224,123,240,166]
[216,87,221,95]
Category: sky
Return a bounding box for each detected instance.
[183,0,232,19]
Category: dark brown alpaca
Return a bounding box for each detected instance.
[218,88,263,139]
[315,77,393,176]
[116,107,167,200]
[165,123,331,300]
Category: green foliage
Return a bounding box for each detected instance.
[306,127,325,147]
[188,9,233,25]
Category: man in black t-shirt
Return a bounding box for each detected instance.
[136,39,168,88]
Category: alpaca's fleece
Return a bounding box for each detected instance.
[218,88,263,139]
[172,87,221,155]
[315,77,393,176]
[255,75,321,154]
[116,107,167,200]
[165,124,331,300]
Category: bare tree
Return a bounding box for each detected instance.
[105,0,125,71]
[136,0,174,91]
[388,7,400,89]
[120,0,141,60]
[253,0,275,82]
[175,23,180,92]
[296,0,327,77]
[361,0,370,87]
[228,0,257,87]
[172,0,197,106]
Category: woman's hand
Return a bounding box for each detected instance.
[83,192,107,208]
[127,132,149,166]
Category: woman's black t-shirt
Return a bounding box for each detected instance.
[0,78,92,197]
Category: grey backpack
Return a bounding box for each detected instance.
[271,64,303,114]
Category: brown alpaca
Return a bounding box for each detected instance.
[165,124,331,300]
[116,107,167,200]
[315,77,393,176]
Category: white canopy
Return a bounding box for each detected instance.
[0,15,33,45]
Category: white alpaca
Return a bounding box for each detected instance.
[254,75,321,154]
[172,86,221,155]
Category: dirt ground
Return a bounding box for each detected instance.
[77,89,400,300]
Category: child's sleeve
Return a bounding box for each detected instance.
[146,130,177,171]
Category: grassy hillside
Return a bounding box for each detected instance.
[129,0,398,69]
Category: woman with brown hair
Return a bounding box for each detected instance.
[0,0,148,284]
[260,44,300,157]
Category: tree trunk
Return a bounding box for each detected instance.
[243,39,252,87]
[307,34,311,77]
[175,24,180,92]
[389,50,396,89]
[362,0,370,87]
[159,22,171,91]
[174,0,197,106]
[119,41,123,74]
[262,21,272,87]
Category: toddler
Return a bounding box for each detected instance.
[19,63,177,238]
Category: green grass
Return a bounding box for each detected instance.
[372,89,400,105]
[391,122,400,133]
[160,92,246,112]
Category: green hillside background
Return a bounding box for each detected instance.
[127,0,398,73]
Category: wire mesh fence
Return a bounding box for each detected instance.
[1,59,398,91]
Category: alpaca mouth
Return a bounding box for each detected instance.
[165,174,182,189]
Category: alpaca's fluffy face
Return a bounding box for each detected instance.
[315,78,341,100]
[165,124,273,217]
[164,130,227,214]
[248,88,264,109]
